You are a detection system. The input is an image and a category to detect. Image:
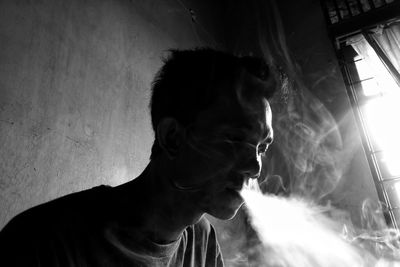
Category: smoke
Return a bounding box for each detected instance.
[243,0,373,201]
[241,180,400,267]
[269,87,348,200]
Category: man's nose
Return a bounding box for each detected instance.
[238,155,261,180]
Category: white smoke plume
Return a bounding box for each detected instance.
[241,180,400,267]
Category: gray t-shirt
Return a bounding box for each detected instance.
[0,185,224,267]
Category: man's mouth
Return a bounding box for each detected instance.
[225,187,244,206]
[226,178,245,192]
[225,181,245,195]
[227,184,243,192]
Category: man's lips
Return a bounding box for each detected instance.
[222,173,252,193]
[226,183,244,192]
[225,187,244,205]
[226,176,246,191]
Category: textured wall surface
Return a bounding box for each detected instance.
[0,0,220,228]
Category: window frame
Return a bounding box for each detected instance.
[321,0,400,228]
[337,41,397,227]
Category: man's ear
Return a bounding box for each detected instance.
[157,117,184,160]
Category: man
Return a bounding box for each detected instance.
[0,48,277,266]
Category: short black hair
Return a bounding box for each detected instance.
[149,48,277,159]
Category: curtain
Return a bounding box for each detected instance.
[371,22,400,74]
[347,34,398,96]
[347,21,400,96]
[346,23,400,177]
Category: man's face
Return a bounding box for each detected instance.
[173,79,274,220]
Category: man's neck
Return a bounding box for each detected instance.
[112,159,204,244]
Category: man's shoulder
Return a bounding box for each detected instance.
[0,185,114,266]
[2,185,112,232]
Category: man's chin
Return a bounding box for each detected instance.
[207,202,244,220]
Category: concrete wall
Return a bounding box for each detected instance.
[0,0,222,228]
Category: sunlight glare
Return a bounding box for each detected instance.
[364,94,400,177]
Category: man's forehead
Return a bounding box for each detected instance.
[214,63,277,102]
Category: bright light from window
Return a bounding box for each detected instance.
[360,79,381,96]
[382,152,400,177]
[394,182,400,203]
[364,94,400,176]
[352,35,400,178]
[353,41,399,97]
[354,58,374,80]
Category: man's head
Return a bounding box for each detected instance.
[149,48,278,219]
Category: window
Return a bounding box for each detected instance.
[321,0,400,228]
[337,25,400,227]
